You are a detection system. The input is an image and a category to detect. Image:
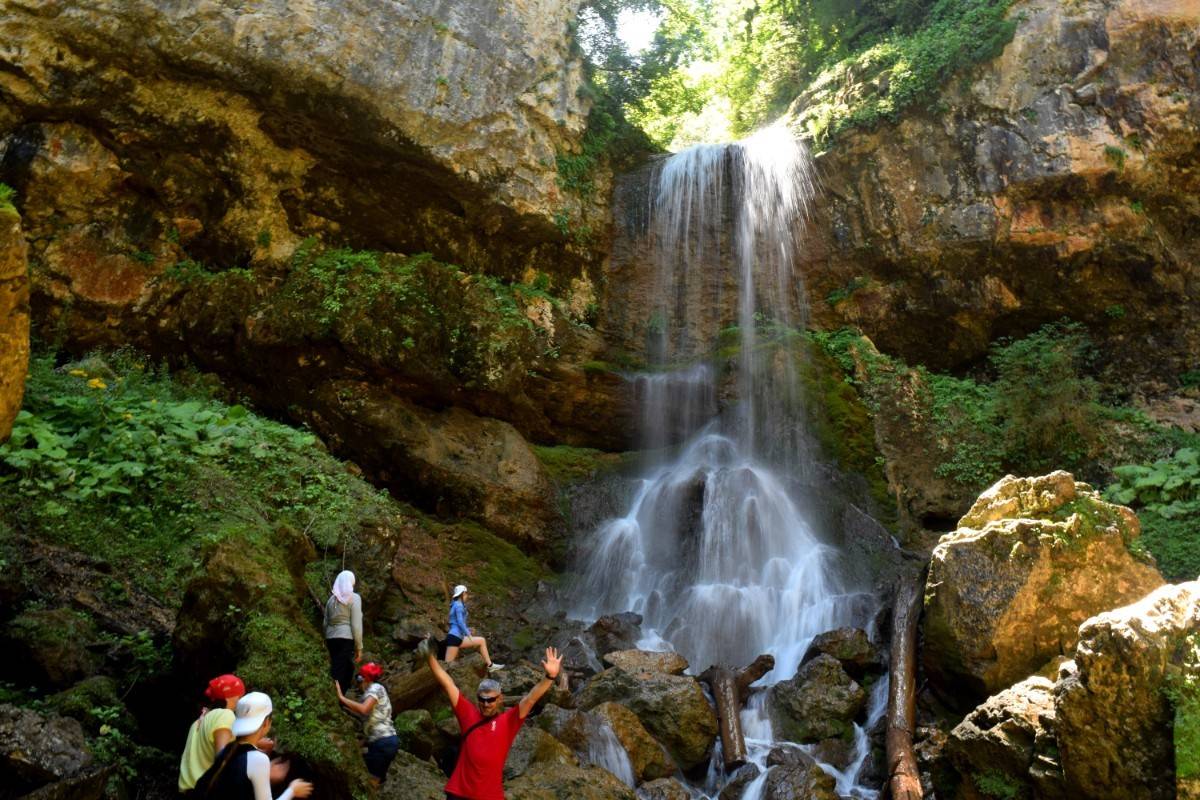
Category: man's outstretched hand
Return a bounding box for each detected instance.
[416,636,434,662]
[541,646,562,680]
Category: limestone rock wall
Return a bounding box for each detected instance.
[0,205,27,441]
[0,0,599,283]
[801,0,1200,378]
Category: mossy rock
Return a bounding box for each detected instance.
[9,608,103,690]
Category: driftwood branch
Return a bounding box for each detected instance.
[387,655,487,711]
[701,653,775,770]
[887,570,925,800]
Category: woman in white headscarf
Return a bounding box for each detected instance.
[324,570,362,692]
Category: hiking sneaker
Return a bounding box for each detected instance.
[487,662,505,673]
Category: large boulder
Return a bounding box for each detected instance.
[923,472,1164,701]
[769,654,866,743]
[7,608,103,690]
[637,778,691,800]
[507,762,638,800]
[0,202,27,442]
[0,704,108,800]
[577,667,717,771]
[761,751,840,800]
[379,750,445,800]
[1055,580,1200,800]
[590,701,674,783]
[801,627,880,679]
[504,725,578,781]
[945,675,1066,800]
[602,650,689,676]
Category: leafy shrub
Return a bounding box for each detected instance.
[1107,448,1200,581]
[0,182,16,214]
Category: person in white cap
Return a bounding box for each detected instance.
[445,584,502,672]
[192,692,313,800]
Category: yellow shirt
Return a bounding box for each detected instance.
[178,707,235,791]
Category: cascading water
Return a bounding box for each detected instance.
[573,125,883,796]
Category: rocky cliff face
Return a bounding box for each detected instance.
[0,0,599,283]
[799,0,1200,380]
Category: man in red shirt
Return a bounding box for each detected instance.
[418,639,562,800]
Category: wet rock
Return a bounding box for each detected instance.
[763,759,839,800]
[602,650,689,676]
[392,615,439,649]
[801,628,880,679]
[769,654,865,743]
[808,737,855,772]
[923,472,1163,702]
[1056,580,1200,799]
[379,750,445,800]
[637,777,691,800]
[589,613,644,656]
[504,725,578,780]
[394,709,443,761]
[0,704,107,799]
[534,705,584,746]
[0,204,28,442]
[718,763,761,800]
[577,667,717,771]
[590,701,674,782]
[8,608,103,690]
[498,661,549,698]
[946,675,1065,800]
[507,761,638,800]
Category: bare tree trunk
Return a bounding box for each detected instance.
[386,654,486,710]
[887,570,924,800]
[701,654,775,770]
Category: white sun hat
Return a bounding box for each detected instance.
[452,584,468,599]
[231,691,273,737]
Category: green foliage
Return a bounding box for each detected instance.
[1107,447,1200,581]
[532,444,626,484]
[825,276,869,307]
[1104,144,1127,171]
[1167,634,1200,780]
[0,182,16,215]
[810,322,1102,494]
[0,351,388,598]
[1105,303,1126,318]
[974,769,1023,799]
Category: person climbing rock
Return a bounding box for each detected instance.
[334,662,400,786]
[324,570,363,692]
[192,692,313,799]
[445,584,503,672]
[418,637,561,800]
[179,674,248,794]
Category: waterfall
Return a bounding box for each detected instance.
[573,124,881,795]
[574,125,868,674]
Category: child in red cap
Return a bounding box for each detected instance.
[335,662,399,785]
[179,674,245,793]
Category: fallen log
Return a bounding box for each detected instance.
[701,653,775,770]
[386,654,487,711]
[887,569,925,800]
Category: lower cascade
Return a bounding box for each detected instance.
[571,126,886,797]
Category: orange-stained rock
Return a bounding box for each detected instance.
[0,205,28,442]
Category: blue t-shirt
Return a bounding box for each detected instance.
[448,599,469,639]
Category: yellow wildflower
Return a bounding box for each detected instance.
[69,369,88,378]
[123,413,133,421]
[87,378,107,390]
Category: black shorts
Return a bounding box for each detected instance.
[445,634,463,648]
[365,735,400,781]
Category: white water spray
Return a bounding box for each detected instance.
[574,125,881,796]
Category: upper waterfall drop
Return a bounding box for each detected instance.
[574,126,871,680]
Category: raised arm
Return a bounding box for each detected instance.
[418,638,459,707]
[334,681,378,716]
[518,647,561,719]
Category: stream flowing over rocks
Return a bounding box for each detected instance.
[1,0,1199,799]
